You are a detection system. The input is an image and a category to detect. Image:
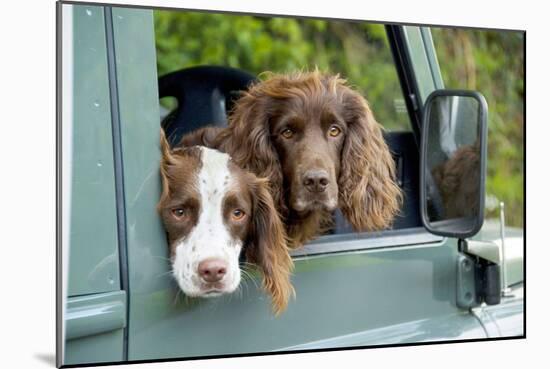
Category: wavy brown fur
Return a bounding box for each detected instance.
[336,81,403,232]
[244,176,295,315]
[431,141,481,218]
[180,70,402,247]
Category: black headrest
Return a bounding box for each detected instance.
[158,65,257,146]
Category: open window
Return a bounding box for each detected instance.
[154,10,424,245]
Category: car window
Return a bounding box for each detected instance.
[155,11,411,131]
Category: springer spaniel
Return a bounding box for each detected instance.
[181,70,403,246]
[157,131,294,314]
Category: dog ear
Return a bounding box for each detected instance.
[158,129,202,203]
[225,88,287,218]
[338,87,403,231]
[245,177,294,315]
[158,129,177,211]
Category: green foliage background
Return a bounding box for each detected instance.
[432,29,524,227]
[154,11,410,131]
[154,11,524,227]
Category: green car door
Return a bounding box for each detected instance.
[111,6,487,361]
[62,5,126,365]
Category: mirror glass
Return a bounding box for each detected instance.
[423,93,486,237]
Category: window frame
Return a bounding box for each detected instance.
[290,227,444,258]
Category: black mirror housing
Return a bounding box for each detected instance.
[420,89,488,239]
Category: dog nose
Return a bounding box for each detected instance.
[198,258,228,283]
[303,170,329,193]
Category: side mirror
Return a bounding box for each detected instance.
[420,90,488,238]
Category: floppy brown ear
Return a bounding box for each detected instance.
[245,177,294,315]
[158,130,202,207]
[338,88,403,231]
[224,89,287,217]
[157,129,177,211]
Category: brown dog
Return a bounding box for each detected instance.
[431,140,481,219]
[181,71,402,247]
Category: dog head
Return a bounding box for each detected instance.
[157,132,294,314]
[224,71,402,238]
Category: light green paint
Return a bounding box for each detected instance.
[64,329,124,366]
[65,291,126,340]
[402,26,444,103]
[68,5,120,296]
[64,5,125,366]
[64,289,126,366]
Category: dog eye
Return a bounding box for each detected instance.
[329,125,342,137]
[231,209,246,220]
[281,128,294,139]
[171,207,189,220]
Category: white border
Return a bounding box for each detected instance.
[1,0,546,368]
[60,3,73,366]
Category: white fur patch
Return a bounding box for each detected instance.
[172,147,242,297]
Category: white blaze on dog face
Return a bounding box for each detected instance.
[160,147,253,298]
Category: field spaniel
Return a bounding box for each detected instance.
[181,70,402,246]
[431,140,481,219]
[157,131,294,314]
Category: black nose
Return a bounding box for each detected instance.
[303,170,329,193]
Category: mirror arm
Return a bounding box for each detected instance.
[456,202,514,309]
[456,238,501,308]
[462,239,500,264]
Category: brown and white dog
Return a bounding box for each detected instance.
[157,132,294,314]
[181,70,403,247]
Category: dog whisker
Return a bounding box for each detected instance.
[155,270,175,279]
[240,267,259,290]
[236,283,244,300]
[152,255,172,262]
[172,289,181,307]
[238,276,249,297]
